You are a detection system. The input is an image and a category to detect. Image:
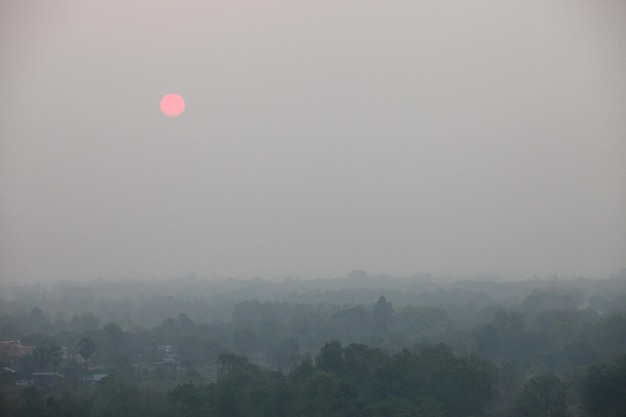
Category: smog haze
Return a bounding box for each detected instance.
[1,0,625,283]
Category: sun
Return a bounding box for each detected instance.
[160,93,185,117]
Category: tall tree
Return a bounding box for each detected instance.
[316,340,343,374]
[78,337,95,365]
[372,296,393,341]
[32,338,63,372]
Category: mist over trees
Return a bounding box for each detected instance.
[1,272,626,416]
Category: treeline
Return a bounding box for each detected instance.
[2,293,626,374]
[2,341,626,416]
[1,273,625,329]
[1,275,626,416]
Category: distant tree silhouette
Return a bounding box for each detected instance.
[78,337,95,365]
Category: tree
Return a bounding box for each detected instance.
[416,344,495,417]
[516,373,568,417]
[215,353,265,417]
[492,310,531,359]
[50,348,63,374]
[32,337,63,372]
[1,322,19,340]
[61,359,88,385]
[167,382,216,417]
[78,337,95,364]
[71,312,100,332]
[103,322,127,352]
[378,344,494,417]
[583,355,626,417]
[342,343,387,382]
[92,374,140,417]
[473,324,500,358]
[271,337,300,368]
[299,371,343,416]
[330,306,370,343]
[316,340,343,374]
[399,305,450,334]
[17,386,45,417]
[29,307,51,334]
[232,327,260,356]
[372,296,394,341]
[0,389,9,417]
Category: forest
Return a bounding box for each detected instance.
[1,271,626,417]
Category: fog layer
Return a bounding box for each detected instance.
[1,0,625,282]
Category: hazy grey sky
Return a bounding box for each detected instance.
[1,0,625,282]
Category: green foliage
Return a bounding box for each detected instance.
[2,276,626,417]
[103,322,127,353]
[41,390,92,417]
[16,386,45,417]
[312,341,493,417]
[92,374,141,417]
[497,360,524,394]
[32,337,63,372]
[317,340,343,373]
[215,353,271,417]
[361,396,445,417]
[61,359,88,383]
[399,305,450,336]
[2,322,19,340]
[78,337,95,362]
[71,313,100,332]
[289,354,316,383]
[298,370,343,415]
[232,327,260,356]
[167,382,216,417]
[372,296,394,341]
[271,337,300,367]
[582,354,626,417]
[515,373,568,417]
[472,324,500,358]
[0,389,11,417]
[162,341,496,417]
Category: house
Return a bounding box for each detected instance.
[31,372,64,389]
[83,373,108,383]
[0,340,36,366]
[16,379,34,386]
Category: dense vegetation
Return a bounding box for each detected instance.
[1,272,626,416]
